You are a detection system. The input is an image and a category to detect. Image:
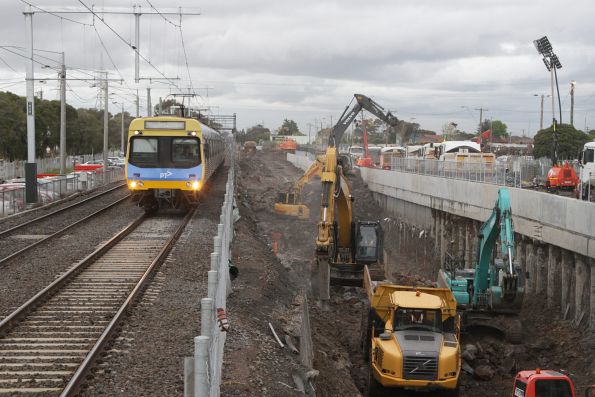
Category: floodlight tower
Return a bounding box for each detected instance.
[533,35,563,163]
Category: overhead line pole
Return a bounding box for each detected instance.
[134,5,141,83]
[59,52,66,174]
[103,72,109,184]
[24,6,37,204]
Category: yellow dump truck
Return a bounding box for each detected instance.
[362,266,461,396]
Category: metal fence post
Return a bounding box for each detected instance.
[194,336,210,397]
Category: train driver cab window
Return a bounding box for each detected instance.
[172,138,200,167]
[129,137,158,166]
[585,148,594,164]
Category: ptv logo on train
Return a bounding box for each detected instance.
[159,170,173,179]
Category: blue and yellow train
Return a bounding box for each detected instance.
[125,116,224,212]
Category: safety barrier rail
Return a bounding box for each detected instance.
[0,167,124,218]
[185,156,235,397]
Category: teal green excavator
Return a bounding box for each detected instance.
[438,187,525,343]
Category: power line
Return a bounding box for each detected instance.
[0,55,18,73]
[179,24,201,103]
[92,24,135,95]
[20,0,93,27]
[78,0,179,88]
[0,46,52,68]
[145,0,180,28]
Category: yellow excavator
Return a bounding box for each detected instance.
[313,94,399,304]
[274,156,324,219]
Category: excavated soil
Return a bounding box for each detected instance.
[223,148,594,397]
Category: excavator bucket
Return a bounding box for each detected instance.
[273,192,310,219]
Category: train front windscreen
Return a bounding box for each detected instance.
[129,136,201,168]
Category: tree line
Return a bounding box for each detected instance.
[0,91,133,161]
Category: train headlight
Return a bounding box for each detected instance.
[188,131,197,136]
[129,180,143,189]
[134,130,142,135]
[192,181,201,190]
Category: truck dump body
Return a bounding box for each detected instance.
[362,266,461,395]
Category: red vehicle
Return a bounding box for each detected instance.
[512,369,594,397]
[546,162,579,191]
[279,138,297,151]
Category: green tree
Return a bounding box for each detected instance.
[533,123,591,160]
[480,119,508,137]
[278,119,303,136]
[0,91,27,160]
[236,124,270,144]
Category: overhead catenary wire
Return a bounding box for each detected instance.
[0,56,18,73]
[145,0,181,28]
[92,24,136,95]
[78,0,179,88]
[19,0,93,27]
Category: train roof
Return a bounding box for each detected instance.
[129,116,222,139]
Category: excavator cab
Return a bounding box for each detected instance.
[354,221,383,264]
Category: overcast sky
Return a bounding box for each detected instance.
[1,0,594,137]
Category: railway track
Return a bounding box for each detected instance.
[0,210,193,395]
[0,185,129,266]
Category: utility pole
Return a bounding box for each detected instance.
[134,5,141,83]
[136,89,140,117]
[540,95,544,130]
[475,106,488,133]
[570,80,576,126]
[147,87,152,116]
[103,72,109,184]
[120,103,125,154]
[24,6,37,204]
[59,52,66,174]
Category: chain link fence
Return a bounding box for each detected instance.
[0,151,122,180]
[0,167,124,218]
[388,157,559,188]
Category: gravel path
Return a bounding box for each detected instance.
[0,198,143,320]
[79,168,228,396]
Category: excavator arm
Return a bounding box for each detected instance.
[328,94,399,148]
[274,156,324,219]
[473,188,520,306]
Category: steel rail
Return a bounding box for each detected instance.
[0,183,126,238]
[61,208,195,396]
[0,214,146,334]
[0,194,130,266]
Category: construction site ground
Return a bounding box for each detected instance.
[222,148,594,397]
